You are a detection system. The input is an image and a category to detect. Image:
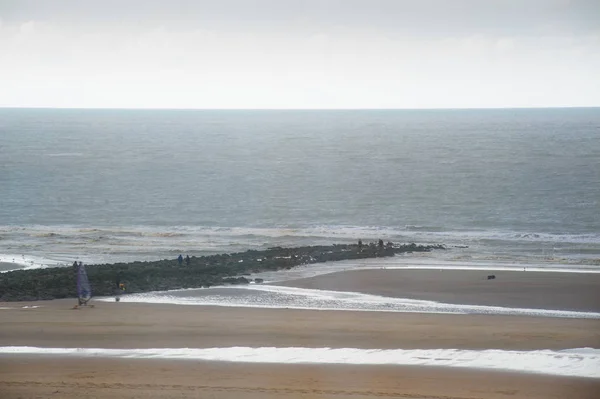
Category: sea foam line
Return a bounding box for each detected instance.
[2,224,599,272]
[0,346,598,378]
[98,284,600,319]
[3,224,598,244]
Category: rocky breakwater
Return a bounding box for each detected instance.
[0,242,444,302]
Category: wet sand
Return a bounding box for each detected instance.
[1,356,599,399]
[276,269,600,312]
[1,268,599,398]
[1,299,599,350]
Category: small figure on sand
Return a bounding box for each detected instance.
[378,239,384,248]
[178,254,183,265]
[185,255,190,265]
[74,261,93,309]
[114,274,126,302]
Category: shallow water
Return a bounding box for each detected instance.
[1,108,599,269]
[97,283,600,319]
[1,346,598,378]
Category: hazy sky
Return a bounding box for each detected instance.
[1,0,599,109]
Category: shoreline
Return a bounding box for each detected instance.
[275,269,600,312]
[2,346,599,379]
[2,286,599,397]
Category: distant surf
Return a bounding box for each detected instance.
[2,224,599,272]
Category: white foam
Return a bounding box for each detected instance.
[359,257,600,273]
[97,285,600,319]
[0,346,598,378]
[2,224,599,244]
[224,257,600,290]
[0,253,68,272]
[1,224,599,271]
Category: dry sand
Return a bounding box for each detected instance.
[1,268,599,398]
[276,269,600,312]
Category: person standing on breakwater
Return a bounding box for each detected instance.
[114,275,125,302]
[178,254,183,265]
[185,255,190,265]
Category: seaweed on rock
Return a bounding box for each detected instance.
[0,243,444,302]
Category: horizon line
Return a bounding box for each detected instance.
[1,106,599,111]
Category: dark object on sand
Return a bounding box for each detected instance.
[487,275,496,280]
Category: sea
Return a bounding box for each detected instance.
[1,108,599,272]
[3,108,600,376]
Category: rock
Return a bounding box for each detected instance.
[0,242,445,302]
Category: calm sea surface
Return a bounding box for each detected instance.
[1,108,599,268]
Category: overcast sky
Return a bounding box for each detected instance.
[1,0,599,109]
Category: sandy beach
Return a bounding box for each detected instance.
[277,269,600,312]
[1,299,599,350]
[1,269,599,398]
[1,301,599,398]
[2,356,599,399]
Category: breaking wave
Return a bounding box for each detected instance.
[1,224,599,271]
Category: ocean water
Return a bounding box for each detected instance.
[1,346,599,378]
[1,108,599,269]
[99,284,600,319]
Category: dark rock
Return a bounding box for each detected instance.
[0,243,445,302]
